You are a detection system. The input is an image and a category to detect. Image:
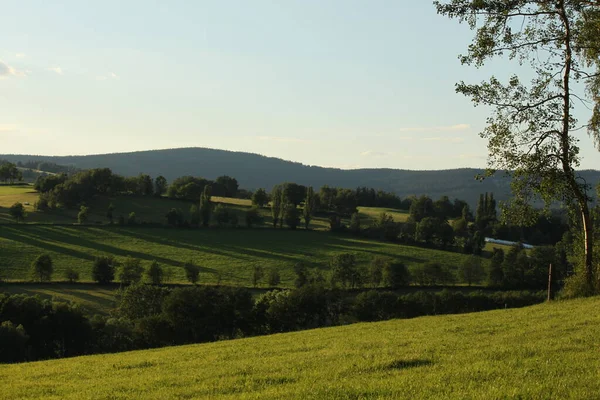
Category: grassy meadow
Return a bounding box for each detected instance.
[1,296,598,399]
[0,226,478,286]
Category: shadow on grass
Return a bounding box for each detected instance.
[385,359,433,370]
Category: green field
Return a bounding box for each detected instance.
[1,297,597,399]
[0,284,116,315]
[0,226,478,286]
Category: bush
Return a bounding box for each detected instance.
[183,260,200,284]
[64,267,80,283]
[92,256,116,284]
[30,254,53,282]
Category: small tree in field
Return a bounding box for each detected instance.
[127,212,137,225]
[349,212,361,234]
[383,262,411,289]
[245,207,263,228]
[106,203,115,224]
[30,254,53,282]
[459,256,485,286]
[252,266,264,287]
[267,268,281,287]
[252,188,269,208]
[302,186,315,229]
[270,185,283,228]
[78,205,89,224]
[199,185,212,227]
[117,257,144,285]
[369,257,387,288]
[9,202,26,223]
[64,267,80,283]
[145,260,164,285]
[284,205,301,230]
[92,256,116,284]
[184,260,200,284]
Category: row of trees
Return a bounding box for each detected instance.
[25,244,567,292]
[34,169,170,209]
[0,285,545,363]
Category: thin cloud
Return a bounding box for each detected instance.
[0,124,19,133]
[96,72,119,81]
[257,136,313,144]
[397,124,471,133]
[48,67,63,75]
[360,150,392,157]
[15,53,26,58]
[0,61,25,78]
[421,137,465,143]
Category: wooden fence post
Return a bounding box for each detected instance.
[547,263,552,302]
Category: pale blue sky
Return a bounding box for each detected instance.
[1,1,598,169]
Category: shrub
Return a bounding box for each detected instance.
[64,267,80,283]
[30,254,53,282]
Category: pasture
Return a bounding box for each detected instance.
[1,296,598,399]
[0,226,479,286]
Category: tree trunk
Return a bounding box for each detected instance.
[580,201,595,291]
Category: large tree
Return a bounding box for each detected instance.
[435,1,600,293]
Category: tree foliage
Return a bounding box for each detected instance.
[436,0,600,292]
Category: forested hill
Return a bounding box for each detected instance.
[2,147,599,205]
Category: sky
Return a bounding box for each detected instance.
[1,1,599,170]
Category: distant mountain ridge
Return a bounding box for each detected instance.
[2,147,599,206]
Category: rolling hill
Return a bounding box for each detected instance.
[1,297,598,399]
[3,147,599,206]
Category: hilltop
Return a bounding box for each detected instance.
[1,297,598,399]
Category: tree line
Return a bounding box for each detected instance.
[0,285,544,364]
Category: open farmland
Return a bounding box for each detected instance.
[0,226,480,286]
[1,297,598,399]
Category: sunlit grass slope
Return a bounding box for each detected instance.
[2,297,599,399]
[0,226,477,286]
